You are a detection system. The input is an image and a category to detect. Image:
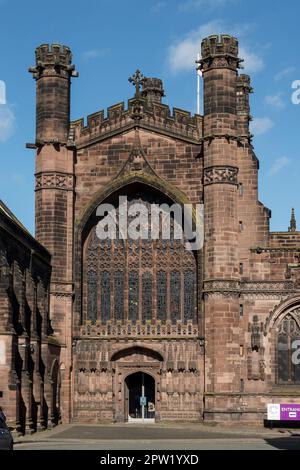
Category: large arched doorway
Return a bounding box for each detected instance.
[125,372,155,422]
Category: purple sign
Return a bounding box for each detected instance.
[280,404,300,421]
[268,403,300,421]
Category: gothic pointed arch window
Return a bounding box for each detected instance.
[83,187,198,326]
[277,310,300,384]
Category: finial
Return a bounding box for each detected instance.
[288,208,297,232]
[128,69,145,98]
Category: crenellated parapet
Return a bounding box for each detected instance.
[201,34,242,71]
[71,98,203,148]
[29,44,78,80]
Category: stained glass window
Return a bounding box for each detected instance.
[87,270,97,324]
[114,271,124,321]
[184,271,195,323]
[101,271,111,323]
[142,272,152,322]
[157,271,167,322]
[170,271,180,324]
[129,271,139,322]
[85,191,197,325]
[277,314,300,384]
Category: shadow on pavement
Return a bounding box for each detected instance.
[264,437,300,450]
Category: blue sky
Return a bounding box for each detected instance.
[0,0,299,234]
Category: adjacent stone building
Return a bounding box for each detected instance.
[0,200,60,434]
[0,34,300,432]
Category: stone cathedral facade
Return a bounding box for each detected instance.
[0,34,300,434]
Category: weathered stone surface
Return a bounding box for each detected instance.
[1,35,300,432]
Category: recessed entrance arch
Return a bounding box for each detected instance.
[125,372,155,422]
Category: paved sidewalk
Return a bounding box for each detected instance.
[13,422,300,450]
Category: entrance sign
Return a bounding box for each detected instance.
[267,403,300,421]
[140,396,147,406]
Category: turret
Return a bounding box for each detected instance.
[29,44,78,145]
[28,45,78,424]
[236,74,253,136]
[201,35,242,405]
[201,35,241,278]
[141,77,164,104]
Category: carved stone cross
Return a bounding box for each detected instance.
[128,69,144,98]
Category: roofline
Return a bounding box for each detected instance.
[0,200,51,262]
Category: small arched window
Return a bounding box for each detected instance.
[277,313,300,384]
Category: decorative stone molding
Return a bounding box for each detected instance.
[204,291,240,300]
[204,280,239,292]
[204,166,238,185]
[35,172,74,191]
[79,321,198,339]
[203,134,239,142]
[252,247,300,253]
[50,282,74,300]
[242,293,292,301]
[116,129,158,178]
[264,298,300,336]
[241,281,294,292]
[204,279,295,294]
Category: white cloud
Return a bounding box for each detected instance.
[274,67,296,82]
[269,156,290,176]
[250,117,274,136]
[0,105,15,142]
[239,46,264,73]
[168,20,225,73]
[179,0,236,12]
[265,93,285,109]
[81,48,110,61]
[167,21,264,74]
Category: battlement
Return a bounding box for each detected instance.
[35,43,73,67]
[71,98,202,148]
[29,43,78,80]
[201,34,239,59]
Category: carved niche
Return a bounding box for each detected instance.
[247,315,265,381]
